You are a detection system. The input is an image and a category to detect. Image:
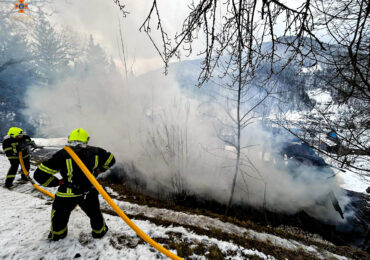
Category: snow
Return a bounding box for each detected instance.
[301,65,323,74]
[336,169,370,193]
[104,186,119,197]
[0,154,273,260]
[105,195,351,259]
[33,137,67,147]
[275,89,370,195]
[307,89,332,104]
[0,187,163,259]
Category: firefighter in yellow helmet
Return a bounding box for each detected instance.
[2,127,36,188]
[33,128,116,241]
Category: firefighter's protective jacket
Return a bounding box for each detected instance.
[2,135,34,160]
[34,145,115,197]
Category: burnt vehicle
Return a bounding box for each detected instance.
[279,142,344,219]
[268,140,370,250]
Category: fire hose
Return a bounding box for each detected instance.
[19,151,54,199]
[19,149,183,260]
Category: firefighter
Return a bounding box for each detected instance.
[2,127,36,188]
[33,128,115,241]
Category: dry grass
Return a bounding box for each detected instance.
[99,179,369,259]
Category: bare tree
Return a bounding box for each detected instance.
[315,0,369,104]
[113,0,369,204]
[274,0,369,175]
[113,0,325,212]
[138,0,323,80]
[315,0,369,168]
[136,0,326,212]
[143,99,191,197]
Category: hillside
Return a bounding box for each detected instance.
[1,153,369,259]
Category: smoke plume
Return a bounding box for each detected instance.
[23,59,346,224]
[22,0,348,223]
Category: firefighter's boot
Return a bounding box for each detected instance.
[48,228,68,241]
[92,224,108,239]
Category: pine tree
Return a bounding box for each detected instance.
[30,13,73,85]
[0,20,34,134]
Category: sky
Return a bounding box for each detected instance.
[52,0,191,75]
[1,0,308,75]
[50,0,306,75]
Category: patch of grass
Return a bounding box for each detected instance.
[205,245,224,260]
[192,242,207,256]
[102,208,320,260]
[100,180,370,259]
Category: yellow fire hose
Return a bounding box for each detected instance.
[63,146,183,260]
[19,149,182,259]
[19,151,55,199]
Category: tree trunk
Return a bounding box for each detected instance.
[226,7,243,215]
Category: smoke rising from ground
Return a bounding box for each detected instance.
[23,58,346,223]
[17,0,347,222]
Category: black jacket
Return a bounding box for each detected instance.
[34,145,115,197]
[2,135,34,160]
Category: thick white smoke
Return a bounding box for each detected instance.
[21,0,347,223]
[23,60,346,223]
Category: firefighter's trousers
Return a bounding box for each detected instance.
[49,189,108,241]
[5,158,29,187]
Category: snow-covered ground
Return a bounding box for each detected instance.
[336,169,370,193]
[32,137,67,147]
[0,155,275,260]
[0,138,368,259]
[1,155,358,259]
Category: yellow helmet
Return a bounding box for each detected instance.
[68,128,90,144]
[8,127,23,138]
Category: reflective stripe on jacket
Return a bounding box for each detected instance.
[34,145,115,196]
